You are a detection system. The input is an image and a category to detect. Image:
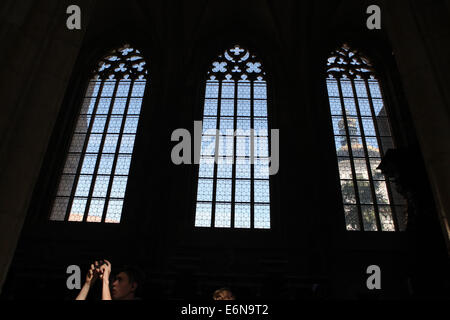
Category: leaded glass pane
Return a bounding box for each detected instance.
[115,155,132,175]
[105,199,123,223]
[131,81,146,97]
[221,82,235,99]
[254,204,270,229]
[220,99,234,116]
[362,205,378,231]
[205,81,219,98]
[216,179,232,202]
[75,115,91,133]
[199,157,215,178]
[217,159,233,178]
[235,180,251,203]
[195,202,212,227]
[63,154,81,174]
[123,116,139,134]
[92,175,110,198]
[102,134,119,153]
[197,179,214,202]
[204,99,218,116]
[202,117,216,132]
[119,135,136,154]
[68,198,87,222]
[50,197,69,221]
[215,203,231,228]
[254,180,270,203]
[254,158,270,179]
[97,98,112,114]
[74,175,93,197]
[86,134,102,153]
[56,175,76,197]
[110,176,128,198]
[253,100,267,117]
[379,205,395,232]
[234,204,251,228]
[98,154,114,175]
[80,155,97,174]
[87,199,105,223]
[116,81,131,97]
[236,158,251,179]
[237,100,251,116]
[112,98,127,114]
[344,205,360,231]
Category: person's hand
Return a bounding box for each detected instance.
[93,260,104,275]
[99,259,112,281]
[85,263,99,286]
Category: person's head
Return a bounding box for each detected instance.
[111,266,144,300]
[213,287,235,300]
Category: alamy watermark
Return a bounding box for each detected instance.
[366,5,381,30]
[171,121,279,176]
[66,265,81,290]
[66,5,81,30]
[366,265,381,290]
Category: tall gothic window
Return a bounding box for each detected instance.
[50,44,148,223]
[195,45,271,229]
[326,44,407,232]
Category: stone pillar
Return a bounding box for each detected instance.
[0,0,95,293]
[382,0,450,254]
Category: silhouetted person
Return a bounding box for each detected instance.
[75,260,103,300]
[109,265,145,300]
[213,287,235,300]
[75,260,144,300]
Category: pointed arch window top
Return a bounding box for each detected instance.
[208,45,266,81]
[95,44,148,81]
[327,44,375,80]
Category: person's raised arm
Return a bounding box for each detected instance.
[75,263,98,300]
[100,260,112,300]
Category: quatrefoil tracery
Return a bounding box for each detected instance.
[94,44,148,80]
[327,44,376,80]
[208,45,266,81]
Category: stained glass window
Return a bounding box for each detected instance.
[326,44,407,232]
[195,45,271,229]
[50,44,148,223]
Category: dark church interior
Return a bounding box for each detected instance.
[0,0,449,302]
